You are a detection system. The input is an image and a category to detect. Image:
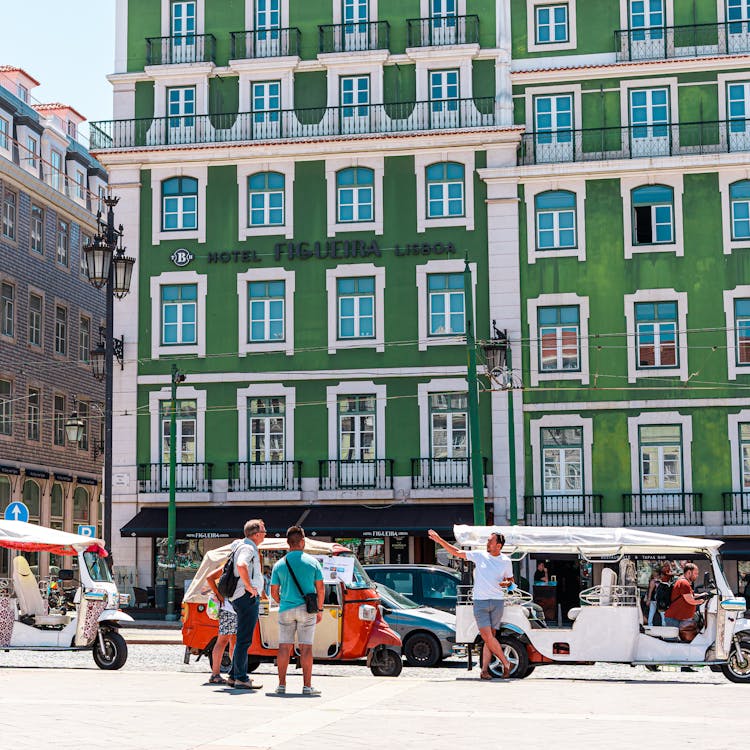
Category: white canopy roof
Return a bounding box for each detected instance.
[453,525,724,556]
[0,520,105,554]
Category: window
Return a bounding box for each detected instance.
[73,487,90,523]
[0,117,8,150]
[162,177,198,231]
[535,190,576,249]
[426,163,464,218]
[0,380,10,436]
[252,81,281,123]
[26,137,38,168]
[538,306,580,371]
[28,293,42,347]
[741,423,750,490]
[79,317,90,363]
[428,273,465,335]
[336,167,374,223]
[629,87,670,155]
[27,388,40,441]
[735,298,750,365]
[17,84,28,103]
[639,424,682,492]
[79,401,89,451]
[533,94,574,148]
[728,0,750,31]
[632,185,674,244]
[542,427,583,494]
[635,301,678,368]
[30,205,44,254]
[248,281,285,342]
[67,120,78,139]
[535,3,569,43]
[81,234,91,277]
[167,86,195,129]
[248,172,284,227]
[53,395,66,446]
[2,191,15,239]
[171,0,196,53]
[50,150,63,192]
[630,0,664,39]
[338,395,375,460]
[429,69,459,112]
[54,305,68,356]
[340,76,370,119]
[161,284,197,345]
[75,170,86,200]
[1,282,14,338]
[160,399,197,464]
[429,393,467,458]
[338,277,374,339]
[57,220,69,266]
[257,0,280,31]
[249,397,285,462]
[731,181,750,240]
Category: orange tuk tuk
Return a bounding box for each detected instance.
[181,537,403,676]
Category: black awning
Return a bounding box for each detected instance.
[719,538,750,559]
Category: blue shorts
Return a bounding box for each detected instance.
[473,599,505,630]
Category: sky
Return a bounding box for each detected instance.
[0,1,117,140]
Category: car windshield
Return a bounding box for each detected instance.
[349,557,374,590]
[376,582,421,609]
[84,551,113,582]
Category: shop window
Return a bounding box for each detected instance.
[73,487,90,523]
[22,479,40,522]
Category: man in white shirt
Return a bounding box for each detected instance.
[428,528,513,679]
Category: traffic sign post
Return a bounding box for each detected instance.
[77,525,96,538]
[4,502,29,523]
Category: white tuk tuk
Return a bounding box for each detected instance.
[0,520,133,669]
[454,525,750,683]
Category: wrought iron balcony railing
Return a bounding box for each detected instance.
[524,494,604,527]
[145,34,216,65]
[137,462,214,493]
[89,96,498,150]
[615,21,750,62]
[406,15,480,47]
[518,119,750,165]
[227,460,302,492]
[410,457,488,489]
[723,491,750,526]
[230,27,302,59]
[622,492,703,527]
[319,459,394,490]
[318,20,390,53]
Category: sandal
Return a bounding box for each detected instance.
[502,663,511,679]
[208,674,226,685]
[480,670,492,680]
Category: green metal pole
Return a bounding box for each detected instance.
[506,343,518,525]
[464,259,486,525]
[165,363,179,621]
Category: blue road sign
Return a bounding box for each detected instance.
[77,525,96,538]
[4,501,29,523]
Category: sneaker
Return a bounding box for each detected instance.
[302,685,321,696]
[274,685,286,695]
[233,680,263,690]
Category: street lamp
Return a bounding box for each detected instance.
[65,407,84,445]
[166,364,186,622]
[83,195,135,555]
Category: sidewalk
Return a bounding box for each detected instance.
[121,619,183,645]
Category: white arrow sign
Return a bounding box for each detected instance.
[4,502,29,523]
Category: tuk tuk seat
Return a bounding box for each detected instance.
[11,557,68,626]
[644,625,680,640]
[568,607,581,621]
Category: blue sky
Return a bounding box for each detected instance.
[0,1,116,133]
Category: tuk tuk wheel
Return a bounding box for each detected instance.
[487,635,530,679]
[93,630,128,670]
[721,639,750,683]
[370,648,403,677]
[206,639,233,673]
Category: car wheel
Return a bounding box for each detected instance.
[403,632,442,668]
[487,635,530,679]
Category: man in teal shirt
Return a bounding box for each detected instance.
[270,525,324,696]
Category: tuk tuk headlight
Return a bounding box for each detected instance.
[118,593,130,608]
[359,604,377,621]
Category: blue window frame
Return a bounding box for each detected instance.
[731,181,750,240]
[428,273,465,335]
[249,281,285,342]
[168,87,195,129]
[535,4,569,43]
[538,306,580,371]
[735,298,750,365]
[534,94,573,145]
[162,177,198,231]
[338,277,375,339]
[252,81,281,123]
[728,0,750,33]
[632,185,674,244]
[429,69,459,112]
[426,162,465,218]
[340,75,370,118]
[630,0,664,40]
[630,87,669,139]
[336,167,374,223]
[248,172,284,227]
[635,301,678,368]
[256,0,280,37]
[161,284,197,345]
[171,1,196,41]
[729,83,750,135]
[535,191,576,249]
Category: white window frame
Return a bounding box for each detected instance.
[527,0,577,52]
[417,378,468,458]
[326,264,385,354]
[149,385,206,465]
[719,169,750,255]
[161,0,204,37]
[728,409,750,493]
[528,293,590,386]
[618,0,674,33]
[237,161,294,240]
[244,0,290,32]
[150,271,207,359]
[325,156,384,236]
[237,267,295,356]
[326,381,386,461]
[724,284,750,379]
[151,166,207,245]
[624,288,688,383]
[620,173,684,259]
[619,76,678,159]
[414,150,475,233]
[416,259,476,351]
[237,383,296,463]
[331,0,378,26]
[0,116,10,155]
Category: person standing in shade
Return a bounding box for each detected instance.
[270,526,325,696]
[428,528,514,679]
[227,518,266,690]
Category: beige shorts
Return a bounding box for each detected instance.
[278,604,317,645]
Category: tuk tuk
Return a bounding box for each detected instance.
[454,525,750,683]
[0,520,132,669]
[182,536,403,676]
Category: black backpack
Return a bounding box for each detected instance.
[655,580,673,611]
[216,547,240,599]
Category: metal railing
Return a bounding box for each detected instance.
[227,460,302,492]
[137,462,213,493]
[145,34,216,65]
[518,119,750,165]
[318,20,390,53]
[524,494,604,527]
[230,27,302,59]
[622,492,703,526]
[723,491,750,526]
[319,458,394,490]
[406,15,480,47]
[615,21,750,61]
[579,584,639,607]
[410,457,487,489]
[89,96,499,150]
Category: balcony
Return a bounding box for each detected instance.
[615,21,750,62]
[145,34,216,65]
[518,119,750,166]
[406,15,480,47]
[319,459,394,490]
[622,492,703,527]
[524,494,603,527]
[227,460,302,492]
[89,97,499,150]
[410,457,488,489]
[230,28,302,59]
[723,491,750,526]
[137,462,214,493]
[318,21,390,53]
